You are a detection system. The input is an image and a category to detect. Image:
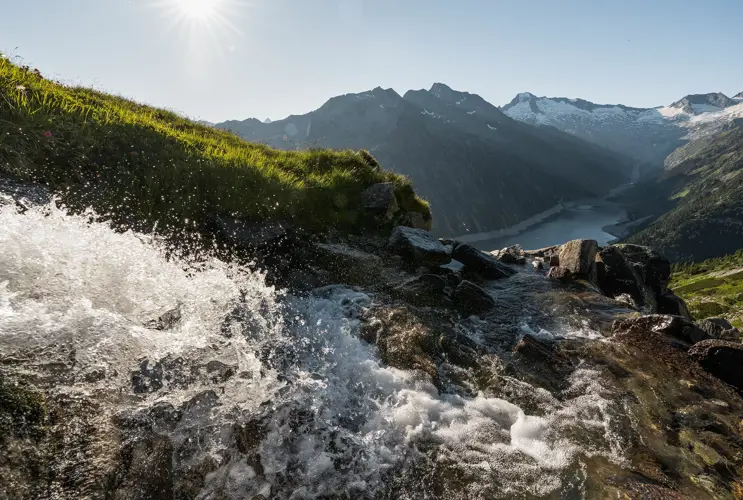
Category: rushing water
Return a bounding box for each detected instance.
[0,195,628,499]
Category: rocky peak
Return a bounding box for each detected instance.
[669,92,737,114]
[734,91,743,100]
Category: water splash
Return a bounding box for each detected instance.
[0,198,626,499]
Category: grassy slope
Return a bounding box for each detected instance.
[625,124,743,262]
[0,59,428,236]
[671,250,743,331]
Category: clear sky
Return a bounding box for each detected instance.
[2,0,741,123]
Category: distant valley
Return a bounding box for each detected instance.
[217,87,743,261]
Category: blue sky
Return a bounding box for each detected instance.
[2,0,741,122]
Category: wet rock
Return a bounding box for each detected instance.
[688,340,743,391]
[547,266,573,282]
[557,239,598,280]
[451,243,515,280]
[131,359,164,394]
[531,259,544,270]
[108,434,174,500]
[205,360,236,383]
[311,242,383,286]
[598,245,657,313]
[359,182,398,220]
[143,303,182,331]
[214,216,290,249]
[548,254,560,267]
[394,274,451,308]
[388,226,451,266]
[453,280,495,314]
[697,318,739,341]
[612,315,709,346]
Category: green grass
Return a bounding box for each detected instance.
[0,59,429,237]
[671,249,743,330]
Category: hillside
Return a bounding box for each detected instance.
[671,250,743,330]
[622,121,743,261]
[217,84,634,236]
[0,60,428,236]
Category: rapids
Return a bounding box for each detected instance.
[0,194,630,499]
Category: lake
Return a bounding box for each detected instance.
[467,202,625,252]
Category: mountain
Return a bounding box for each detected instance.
[216,84,633,236]
[735,91,743,100]
[621,119,743,261]
[502,92,743,167]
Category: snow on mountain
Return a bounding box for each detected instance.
[502,92,742,166]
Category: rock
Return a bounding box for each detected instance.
[657,290,693,320]
[493,245,525,265]
[131,359,164,394]
[453,280,495,314]
[143,303,182,331]
[547,266,572,282]
[531,259,544,270]
[688,340,743,391]
[399,211,432,231]
[523,245,558,258]
[612,315,709,346]
[697,319,740,341]
[388,226,451,266]
[451,244,515,280]
[557,239,598,280]
[548,254,560,267]
[359,182,399,220]
[312,242,383,286]
[613,244,671,295]
[394,274,451,308]
[214,216,290,249]
[598,245,657,313]
[205,360,236,383]
[108,435,174,500]
[705,317,734,330]
[424,266,462,287]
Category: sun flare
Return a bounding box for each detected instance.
[178,0,221,20]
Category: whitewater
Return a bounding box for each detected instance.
[0,192,627,499]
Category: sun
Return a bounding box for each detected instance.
[178,0,221,20]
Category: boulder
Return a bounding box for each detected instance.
[451,244,515,280]
[453,280,495,314]
[557,239,598,280]
[523,245,558,258]
[493,245,526,265]
[311,242,383,286]
[359,182,398,220]
[108,435,174,500]
[613,244,671,295]
[657,290,693,320]
[547,266,572,282]
[598,245,657,313]
[697,318,740,342]
[388,226,451,267]
[612,314,709,346]
[688,340,743,391]
[394,274,451,308]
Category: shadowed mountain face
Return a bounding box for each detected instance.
[217,85,633,237]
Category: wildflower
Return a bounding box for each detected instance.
[15,85,26,92]
[43,131,53,138]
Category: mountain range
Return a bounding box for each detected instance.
[502,90,743,168]
[217,86,743,260]
[216,84,634,236]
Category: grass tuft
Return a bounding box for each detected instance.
[0,59,429,236]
